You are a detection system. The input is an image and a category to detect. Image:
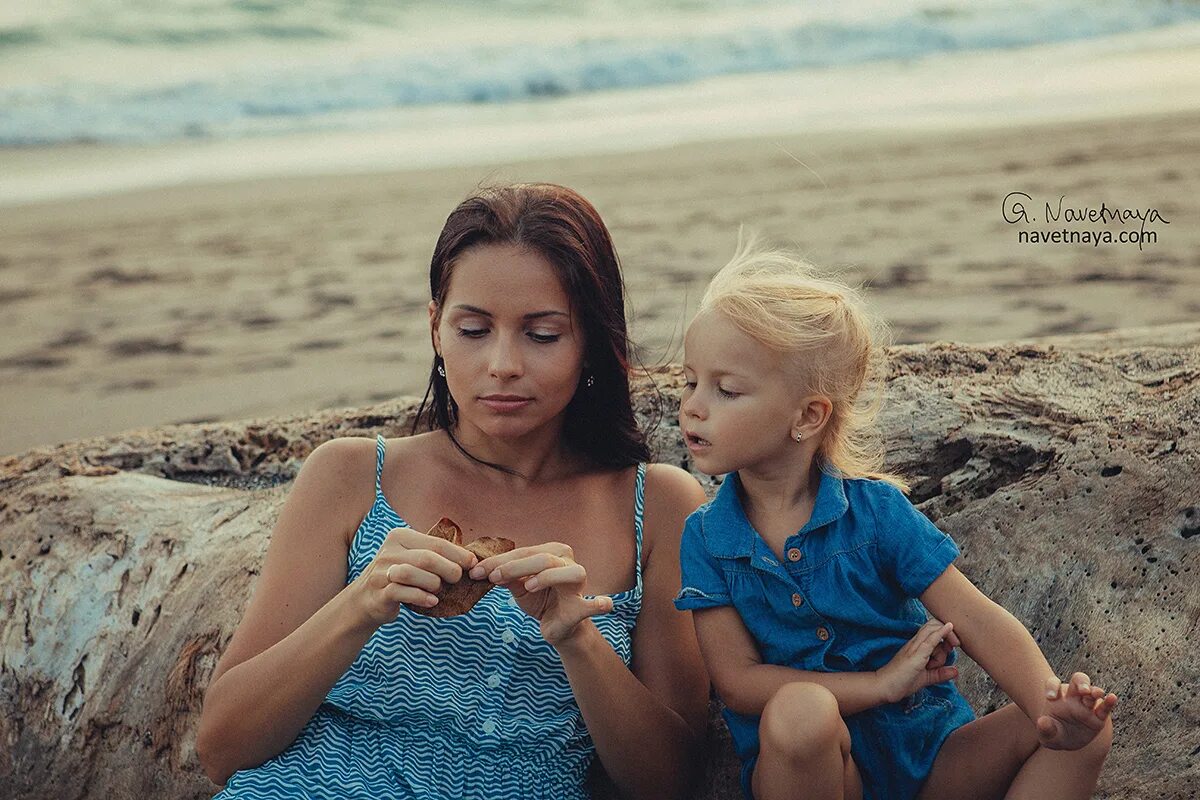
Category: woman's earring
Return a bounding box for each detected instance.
[585,374,595,388]
[437,363,446,378]
[794,431,803,442]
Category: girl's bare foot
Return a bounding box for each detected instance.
[1035,672,1117,751]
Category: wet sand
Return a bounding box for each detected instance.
[1,110,1196,456]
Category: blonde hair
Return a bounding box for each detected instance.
[698,233,909,492]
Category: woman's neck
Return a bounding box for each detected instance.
[446,421,584,487]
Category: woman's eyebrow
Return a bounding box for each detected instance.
[452,304,569,320]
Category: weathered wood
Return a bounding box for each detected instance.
[2,326,1197,800]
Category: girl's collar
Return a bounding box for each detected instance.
[700,468,848,559]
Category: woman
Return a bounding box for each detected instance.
[196,183,711,799]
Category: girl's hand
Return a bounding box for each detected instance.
[1036,672,1118,751]
[468,543,613,646]
[876,619,960,704]
[925,625,960,670]
[351,526,479,627]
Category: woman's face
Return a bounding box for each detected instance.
[430,242,587,441]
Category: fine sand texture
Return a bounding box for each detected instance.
[1,109,1197,456]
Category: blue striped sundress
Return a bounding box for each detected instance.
[215,434,647,799]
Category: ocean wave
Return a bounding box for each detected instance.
[2,0,1198,146]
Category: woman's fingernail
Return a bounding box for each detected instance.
[469,567,484,579]
[489,569,501,582]
[526,577,539,591]
[426,595,439,606]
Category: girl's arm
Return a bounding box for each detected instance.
[919,564,1059,719]
[692,605,889,718]
[692,608,959,719]
[555,466,711,800]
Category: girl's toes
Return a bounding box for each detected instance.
[1036,715,1062,745]
[1089,693,1117,719]
[1062,700,1094,725]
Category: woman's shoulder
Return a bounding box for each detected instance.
[304,433,436,482]
[302,433,443,543]
[642,463,706,502]
[378,430,443,461]
[640,463,708,557]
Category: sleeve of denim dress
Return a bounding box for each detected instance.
[874,483,961,598]
[673,513,733,612]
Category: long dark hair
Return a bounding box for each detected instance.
[411,183,650,472]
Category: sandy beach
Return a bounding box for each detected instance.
[1,108,1196,456]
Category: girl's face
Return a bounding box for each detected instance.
[430,242,586,442]
[680,309,807,476]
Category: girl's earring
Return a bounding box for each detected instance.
[585,374,595,388]
[794,431,803,442]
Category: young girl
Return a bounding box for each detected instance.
[673,240,1117,800]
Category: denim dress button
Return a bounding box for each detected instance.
[816,626,830,641]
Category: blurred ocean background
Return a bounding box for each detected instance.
[3,0,1199,147]
[2,0,1198,456]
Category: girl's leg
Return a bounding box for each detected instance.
[752,683,863,800]
[916,702,1113,800]
[916,704,1039,800]
[1003,718,1112,800]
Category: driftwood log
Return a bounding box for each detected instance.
[1,325,1198,800]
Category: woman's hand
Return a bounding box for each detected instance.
[468,543,613,646]
[350,526,479,627]
[875,618,960,704]
[1036,672,1118,750]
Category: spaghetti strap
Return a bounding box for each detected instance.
[633,462,647,592]
[219,444,646,799]
[374,434,386,496]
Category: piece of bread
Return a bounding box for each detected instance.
[405,517,516,618]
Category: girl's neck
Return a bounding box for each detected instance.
[735,450,822,519]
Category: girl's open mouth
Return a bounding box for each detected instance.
[685,432,711,450]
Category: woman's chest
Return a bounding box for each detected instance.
[384,476,639,597]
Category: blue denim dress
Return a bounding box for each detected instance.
[674,469,974,800]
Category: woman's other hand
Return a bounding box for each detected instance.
[469,543,612,645]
